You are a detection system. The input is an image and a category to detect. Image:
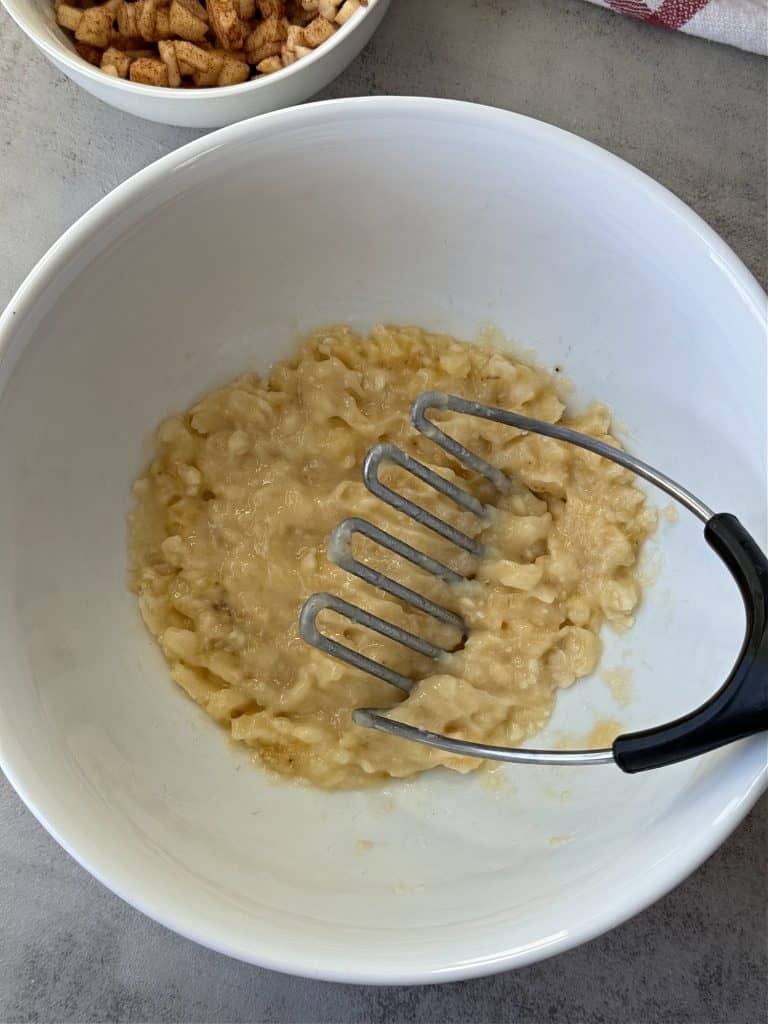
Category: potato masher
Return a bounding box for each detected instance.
[299,392,768,772]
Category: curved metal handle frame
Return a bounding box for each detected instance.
[352,393,768,772]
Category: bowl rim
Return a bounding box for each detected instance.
[0,0,383,100]
[0,96,766,984]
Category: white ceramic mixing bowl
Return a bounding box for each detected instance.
[0,98,765,984]
[0,0,389,127]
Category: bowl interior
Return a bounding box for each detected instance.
[0,100,765,982]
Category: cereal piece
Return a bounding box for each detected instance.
[135,0,173,41]
[237,0,256,16]
[191,49,224,85]
[285,22,306,48]
[155,7,173,39]
[100,44,132,76]
[334,0,359,25]
[207,0,244,50]
[318,0,337,18]
[245,14,286,60]
[135,0,156,40]
[129,55,170,84]
[168,0,209,41]
[75,41,103,64]
[192,68,219,86]
[102,63,119,76]
[157,39,181,85]
[171,44,225,84]
[116,1,140,37]
[175,39,214,73]
[245,14,287,48]
[258,0,285,15]
[303,14,333,46]
[256,54,282,73]
[218,53,250,84]
[56,4,83,32]
[74,5,114,48]
[249,40,283,60]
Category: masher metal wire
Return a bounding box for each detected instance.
[299,392,768,773]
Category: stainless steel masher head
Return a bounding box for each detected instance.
[300,392,768,772]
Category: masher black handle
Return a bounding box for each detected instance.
[614,514,768,772]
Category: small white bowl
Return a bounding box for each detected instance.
[0,98,766,984]
[0,0,390,127]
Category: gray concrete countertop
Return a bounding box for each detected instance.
[0,1,766,1021]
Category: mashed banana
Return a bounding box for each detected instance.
[129,325,655,788]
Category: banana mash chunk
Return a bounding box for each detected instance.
[129,325,655,788]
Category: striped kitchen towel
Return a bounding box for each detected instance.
[583,0,768,54]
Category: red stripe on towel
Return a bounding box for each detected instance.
[603,0,711,28]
